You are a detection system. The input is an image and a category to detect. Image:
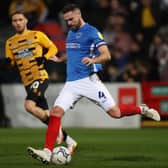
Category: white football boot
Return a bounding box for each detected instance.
[66,136,78,155]
[140,104,160,121]
[27,147,51,164]
[56,126,64,145]
[56,126,78,155]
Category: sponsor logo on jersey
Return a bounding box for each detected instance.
[66,43,81,49]
[17,48,33,58]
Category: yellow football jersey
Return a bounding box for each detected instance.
[5,30,58,86]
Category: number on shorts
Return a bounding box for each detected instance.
[98,91,106,99]
[30,81,40,89]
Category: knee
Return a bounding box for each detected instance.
[107,105,121,118]
[50,106,64,117]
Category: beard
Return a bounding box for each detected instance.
[68,20,82,31]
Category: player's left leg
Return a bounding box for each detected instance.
[95,83,161,121]
[107,104,160,121]
[81,74,160,121]
[93,81,161,121]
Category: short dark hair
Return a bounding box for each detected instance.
[10,11,28,19]
[62,3,80,14]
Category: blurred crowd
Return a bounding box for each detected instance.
[0,0,168,83]
[0,0,168,127]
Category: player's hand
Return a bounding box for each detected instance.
[82,57,95,66]
[49,55,61,62]
[36,57,46,65]
[49,55,67,63]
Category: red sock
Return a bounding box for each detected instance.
[44,115,61,150]
[119,104,141,117]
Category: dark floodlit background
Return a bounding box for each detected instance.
[0,0,168,84]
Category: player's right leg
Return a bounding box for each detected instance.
[27,147,51,164]
[27,83,80,163]
[27,126,78,164]
[25,81,78,153]
[27,106,63,164]
[25,100,78,154]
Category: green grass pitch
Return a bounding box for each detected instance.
[0,128,168,168]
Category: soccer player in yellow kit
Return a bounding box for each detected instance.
[4,11,77,153]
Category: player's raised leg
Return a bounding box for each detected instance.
[139,104,160,121]
[108,104,160,121]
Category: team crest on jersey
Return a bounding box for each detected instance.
[98,32,104,40]
[76,32,82,39]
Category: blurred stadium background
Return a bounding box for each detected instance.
[0,0,168,127]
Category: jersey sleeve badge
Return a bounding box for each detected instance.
[97,32,104,40]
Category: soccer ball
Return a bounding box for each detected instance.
[51,146,71,165]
